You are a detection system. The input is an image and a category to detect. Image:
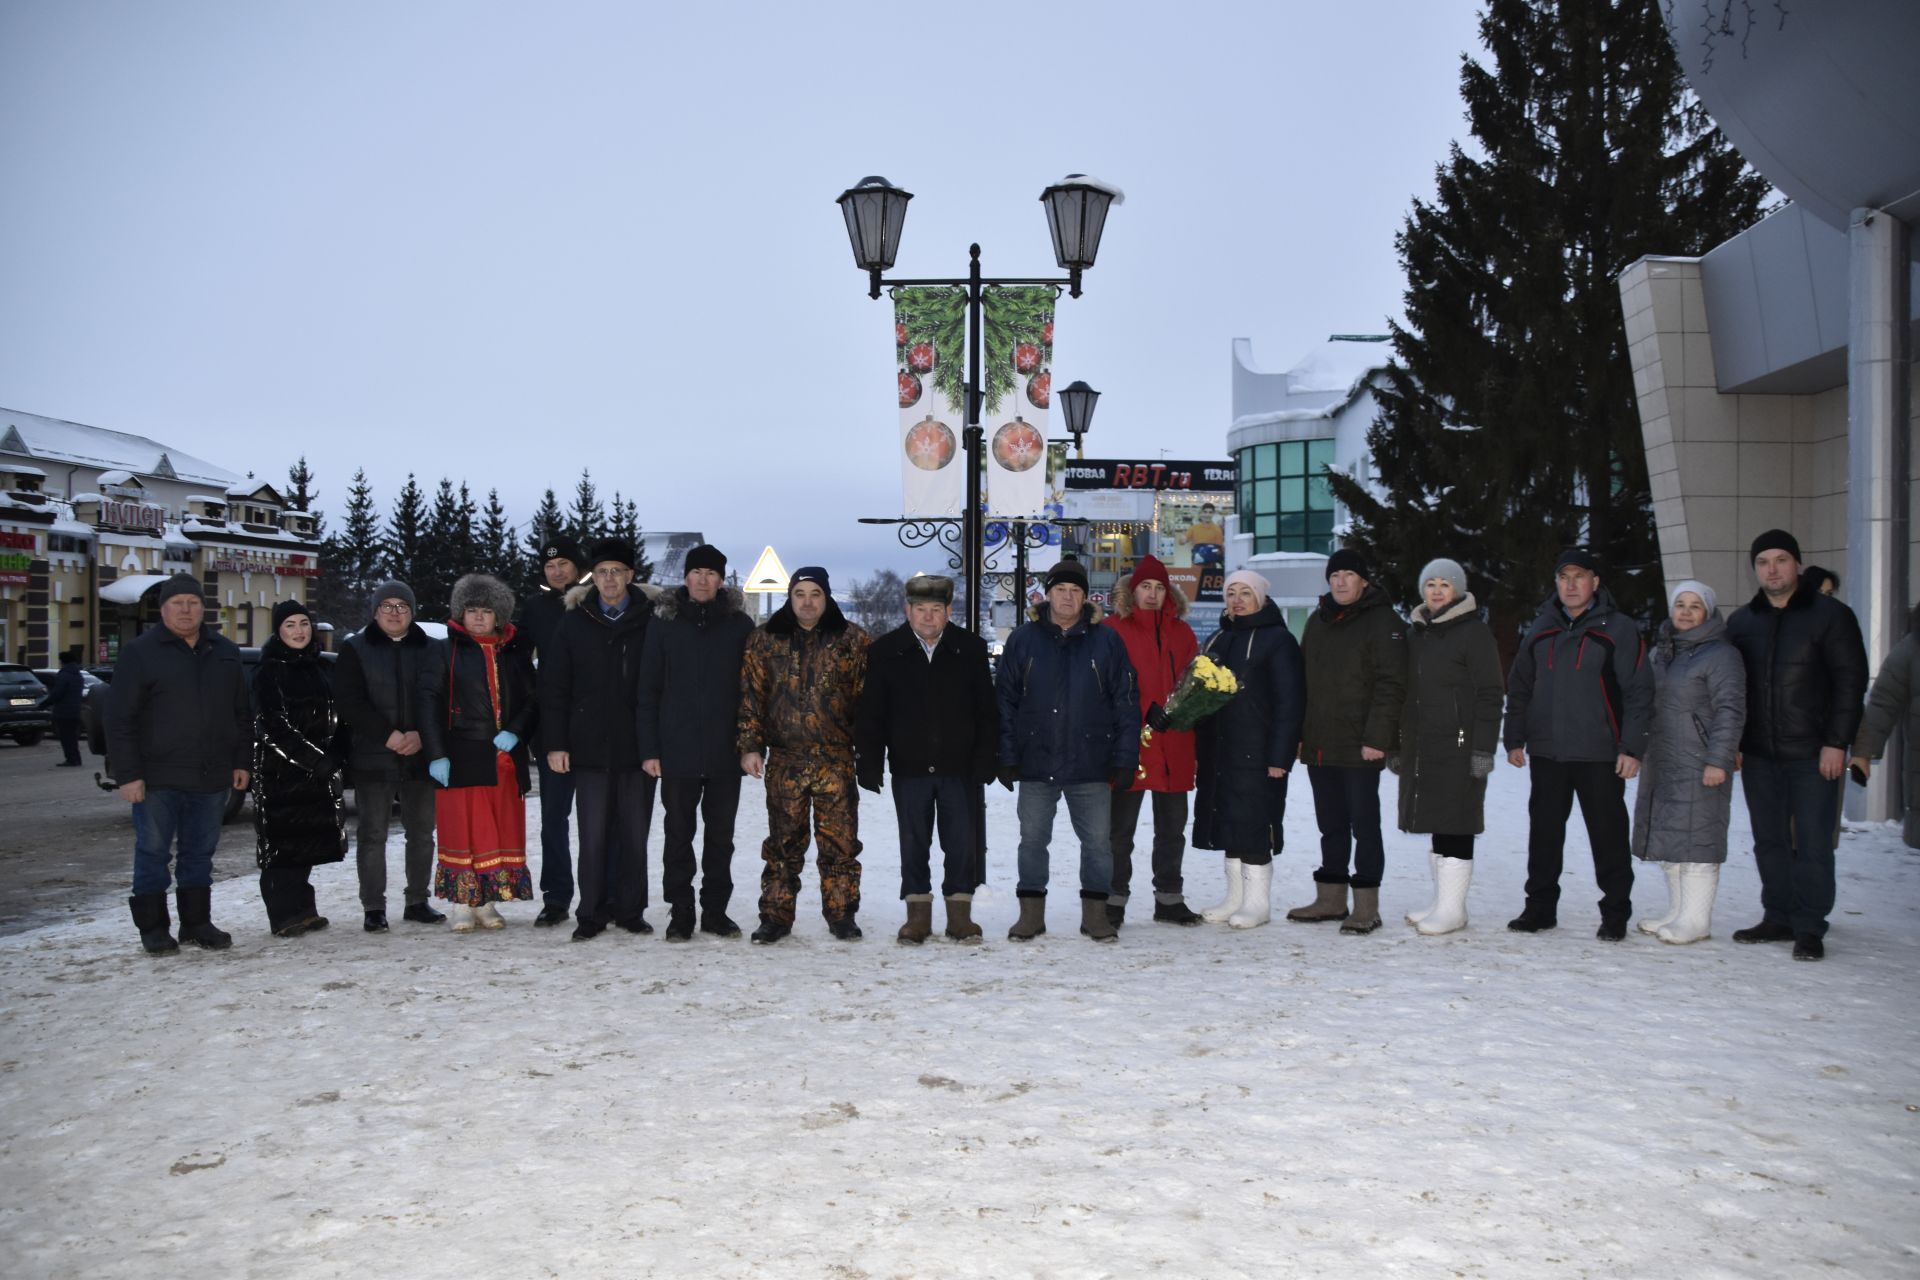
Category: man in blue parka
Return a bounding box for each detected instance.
[994,559,1140,944]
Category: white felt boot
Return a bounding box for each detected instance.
[1405,851,1442,925]
[1656,863,1719,944]
[1415,856,1472,935]
[449,904,477,933]
[1201,858,1247,924]
[1227,862,1274,929]
[1637,863,1685,935]
[474,903,505,930]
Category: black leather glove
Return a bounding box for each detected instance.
[1110,767,1136,791]
[997,767,1019,792]
[1144,703,1171,733]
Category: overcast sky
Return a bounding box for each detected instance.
[0,0,1483,586]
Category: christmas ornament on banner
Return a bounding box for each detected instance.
[984,286,1054,518]
[894,287,966,517]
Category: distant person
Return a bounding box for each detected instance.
[104,573,249,954]
[1290,549,1404,934]
[541,538,657,941]
[519,536,586,927]
[1395,559,1503,936]
[1503,549,1652,940]
[1851,603,1920,850]
[250,600,348,938]
[1630,581,1745,945]
[1102,555,1203,928]
[995,560,1140,943]
[1193,569,1306,930]
[1725,531,1867,961]
[855,572,998,944]
[737,568,870,943]
[637,544,756,940]
[420,574,537,932]
[49,647,85,767]
[333,580,442,932]
[1800,566,1840,598]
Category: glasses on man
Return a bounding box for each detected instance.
[376,602,412,615]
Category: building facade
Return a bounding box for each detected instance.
[1,408,321,667]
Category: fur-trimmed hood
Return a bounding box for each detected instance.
[1411,591,1481,628]
[653,585,745,623]
[449,572,517,622]
[561,580,665,613]
[764,594,851,636]
[1109,572,1191,619]
[1027,600,1107,631]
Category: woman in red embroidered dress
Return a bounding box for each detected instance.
[419,573,537,931]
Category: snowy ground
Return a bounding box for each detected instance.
[2,768,1916,1279]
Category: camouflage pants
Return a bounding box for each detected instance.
[758,753,862,925]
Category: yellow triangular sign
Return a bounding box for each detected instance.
[741,545,791,594]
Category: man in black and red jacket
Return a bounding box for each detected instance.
[1503,548,1653,939]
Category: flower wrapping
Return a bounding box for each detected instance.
[1138,654,1240,775]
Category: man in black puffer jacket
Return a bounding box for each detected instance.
[518,536,585,927]
[1724,529,1868,961]
[540,537,656,941]
[636,544,756,941]
[1503,549,1653,939]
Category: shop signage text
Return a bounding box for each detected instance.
[1061,459,1235,492]
[210,556,321,578]
[0,530,33,586]
[100,501,166,533]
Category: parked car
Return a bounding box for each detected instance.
[0,663,54,745]
[32,668,108,696]
[84,645,344,824]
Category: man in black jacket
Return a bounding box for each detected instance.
[637,544,754,941]
[1503,549,1653,940]
[854,573,998,944]
[542,537,655,941]
[519,536,585,927]
[1725,529,1868,961]
[49,647,85,766]
[104,573,250,953]
[333,579,444,932]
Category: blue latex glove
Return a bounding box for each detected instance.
[493,731,518,753]
[428,758,451,787]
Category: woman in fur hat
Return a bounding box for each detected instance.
[419,573,538,930]
[252,598,349,937]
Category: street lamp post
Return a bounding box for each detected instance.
[838,174,1121,633]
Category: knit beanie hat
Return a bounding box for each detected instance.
[1045,560,1089,592]
[684,544,727,576]
[370,579,416,615]
[1749,529,1802,563]
[1224,569,1270,607]
[156,573,203,606]
[1128,554,1171,592]
[1667,578,1718,615]
[539,536,586,571]
[1325,547,1370,581]
[1418,558,1468,600]
[272,598,313,631]
[790,566,832,595]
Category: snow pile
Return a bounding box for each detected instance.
[2,770,1915,1278]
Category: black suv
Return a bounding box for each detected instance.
[0,663,53,746]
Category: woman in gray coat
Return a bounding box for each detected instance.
[1395,558,1504,936]
[1630,579,1746,943]
[1849,603,1920,849]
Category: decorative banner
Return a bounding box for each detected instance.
[894,287,966,517]
[983,286,1054,518]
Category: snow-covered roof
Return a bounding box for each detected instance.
[0,463,47,478]
[226,480,280,501]
[1280,335,1393,396]
[95,469,140,487]
[0,408,238,487]
[1231,335,1394,422]
[184,494,228,506]
[68,493,104,504]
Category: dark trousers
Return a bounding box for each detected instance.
[660,772,742,919]
[54,715,81,765]
[892,774,977,898]
[1306,764,1385,887]
[1433,832,1476,860]
[1524,757,1633,924]
[1108,788,1188,900]
[536,757,577,908]
[259,865,317,931]
[1740,755,1840,938]
[574,767,656,925]
[354,775,437,911]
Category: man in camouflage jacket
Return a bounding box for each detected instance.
[737,566,870,942]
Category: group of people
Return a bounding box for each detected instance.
[100,520,1888,962]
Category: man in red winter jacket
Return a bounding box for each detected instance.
[1103,555,1203,928]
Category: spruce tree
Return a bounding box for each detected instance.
[323,468,385,623]
[1325,0,1769,645]
[385,474,429,606]
[564,469,605,548]
[416,478,477,615]
[477,488,519,583]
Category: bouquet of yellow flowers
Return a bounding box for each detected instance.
[1139,654,1240,764]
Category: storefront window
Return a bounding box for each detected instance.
[1236,438,1336,555]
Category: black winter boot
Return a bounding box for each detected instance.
[1152,896,1203,926]
[174,886,232,951]
[701,912,743,938]
[751,918,791,945]
[128,893,179,955]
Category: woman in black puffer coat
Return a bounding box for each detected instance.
[253,599,348,937]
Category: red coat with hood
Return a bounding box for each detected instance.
[1104,556,1199,792]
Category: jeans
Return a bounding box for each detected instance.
[131,788,227,894]
[537,758,577,908]
[892,774,978,898]
[1306,764,1385,887]
[1108,788,1188,901]
[1740,755,1841,938]
[354,775,437,910]
[661,773,741,918]
[1523,757,1634,924]
[1015,780,1113,897]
